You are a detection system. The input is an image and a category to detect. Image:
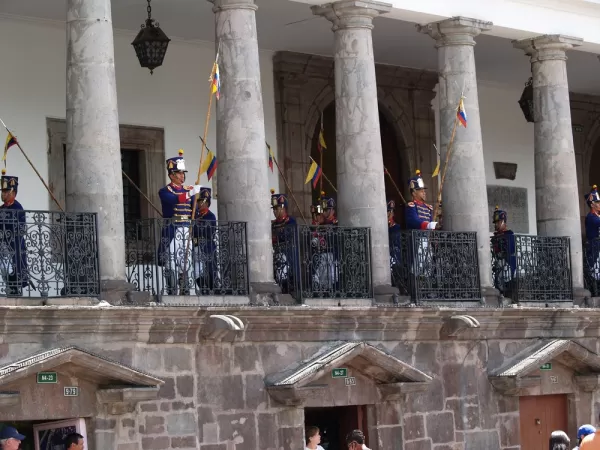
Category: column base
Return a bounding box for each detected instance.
[101,280,136,306]
[373,284,401,305]
[482,286,501,307]
[250,282,284,306]
[574,287,592,307]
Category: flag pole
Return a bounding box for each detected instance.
[319,111,324,193]
[0,118,64,212]
[309,156,337,193]
[384,167,407,205]
[271,149,306,223]
[432,94,463,222]
[122,170,163,217]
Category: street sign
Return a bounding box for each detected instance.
[64,387,79,397]
[332,368,348,378]
[37,372,57,384]
[540,363,552,371]
[345,377,356,386]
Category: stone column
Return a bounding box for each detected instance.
[312,0,395,296]
[418,17,495,294]
[514,35,586,294]
[66,0,128,299]
[210,0,276,293]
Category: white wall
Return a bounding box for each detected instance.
[0,16,280,215]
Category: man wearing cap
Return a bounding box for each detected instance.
[0,169,29,296]
[0,425,25,450]
[491,206,516,297]
[405,170,439,230]
[157,150,202,295]
[192,187,217,294]
[585,186,600,287]
[271,190,297,294]
[574,425,596,450]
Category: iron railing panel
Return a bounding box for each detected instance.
[0,210,100,297]
[391,230,482,305]
[584,237,600,297]
[272,224,372,301]
[491,234,572,303]
[125,218,249,297]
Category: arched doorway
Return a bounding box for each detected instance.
[310,102,407,225]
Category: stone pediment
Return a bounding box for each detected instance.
[0,346,163,412]
[489,339,600,395]
[265,342,432,406]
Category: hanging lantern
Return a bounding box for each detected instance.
[518,77,534,123]
[131,0,171,74]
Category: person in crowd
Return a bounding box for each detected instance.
[405,169,439,230]
[346,429,370,450]
[0,426,25,450]
[0,169,28,296]
[580,418,600,450]
[271,189,297,294]
[585,185,600,287]
[550,430,570,450]
[574,425,596,450]
[157,149,202,295]
[64,432,85,450]
[305,426,325,450]
[491,205,516,296]
[193,187,217,293]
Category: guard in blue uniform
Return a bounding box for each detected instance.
[157,150,202,295]
[388,200,403,289]
[585,185,600,286]
[311,191,339,293]
[271,189,297,294]
[491,206,516,296]
[405,170,439,230]
[193,187,217,293]
[0,169,28,296]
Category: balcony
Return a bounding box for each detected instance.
[0,210,100,297]
[491,234,572,305]
[390,230,482,306]
[272,224,373,302]
[125,218,249,299]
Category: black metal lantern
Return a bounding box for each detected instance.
[131,0,170,74]
[518,77,534,123]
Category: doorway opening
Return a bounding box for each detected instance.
[304,405,369,450]
[519,394,568,450]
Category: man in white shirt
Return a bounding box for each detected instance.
[346,429,371,450]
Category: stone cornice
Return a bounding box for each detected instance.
[0,305,598,342]
[274,51,438,91]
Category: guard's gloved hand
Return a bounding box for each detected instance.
[187,185,202,199]
[426,221,438,230]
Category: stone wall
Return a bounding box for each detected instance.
[0,306,598,450]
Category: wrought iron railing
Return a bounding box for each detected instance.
[272,224,372,300]
[491,234,572,303]
[584,238,600,297]
[0,210,100,297]
[390,230,481,305]
[125,218,249,297]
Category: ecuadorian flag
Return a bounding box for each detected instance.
[304,160,322,189]
[267,142,275,173]
[200,150,218,181]
[457,98,467,128]
[211,63,221,100]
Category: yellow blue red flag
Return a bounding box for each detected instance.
[200,150,218,181]
[304,160,322,189]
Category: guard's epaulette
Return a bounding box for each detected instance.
[407,202,415,207]
[166,185,176,194]
[184,185,193,191]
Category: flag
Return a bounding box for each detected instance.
[457,98,467,128]
[200,150,218,181]
[2,132,17,166]
[211,63,221,100]
[317,129,327,153]
[432,161,440,177]
[304,160,322,189]
[267,142,274,173]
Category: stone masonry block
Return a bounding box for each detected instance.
[404,439,432,450]
[134,347,162,371]
[200,445,227,450]
[404,415,426,441]
[426,412,455,444]
[442,364,478,398]
[444,399,479,430]
[164,347,193,372]
[279,427,304,450]
[176,375,195,398]
[140,403,158,412]
[197,344,231,375]
[171,436,198,448]
[234,344,259,372]
[376,401,402,425]
[95,418,116,430]
[117,444,139,450]
[159,377,176,400]
[218,413,257,449]
[414,343,440,374]
[259,344,302,374]
[167,412,197,436]
[499,415,520,447]
[498,396,519,414]
[377,426,403,448]
[464,431,500,450]
[173,401,194,411]
[141,416,164,435]
[95,432,115,450]
[142,437,170,450]
[198,375,244,409]
[258,413,278,450]
[405,379,444,413]
[245,374,268,410]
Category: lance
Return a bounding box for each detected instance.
[309,156,337,193]
[121,170,163,217]
[384,167,407,206]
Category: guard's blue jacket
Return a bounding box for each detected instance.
[0,200,28,286]
[405,200,434,230]
[157,183,195,266]
[585,212,600,269]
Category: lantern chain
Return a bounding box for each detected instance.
[147,0,152,20]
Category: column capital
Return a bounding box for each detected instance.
[417,16,492,47]
[312,0,392,31]
[513,34,583,62]
[208,0,257,12]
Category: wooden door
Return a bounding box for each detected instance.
[520,395,568,450]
